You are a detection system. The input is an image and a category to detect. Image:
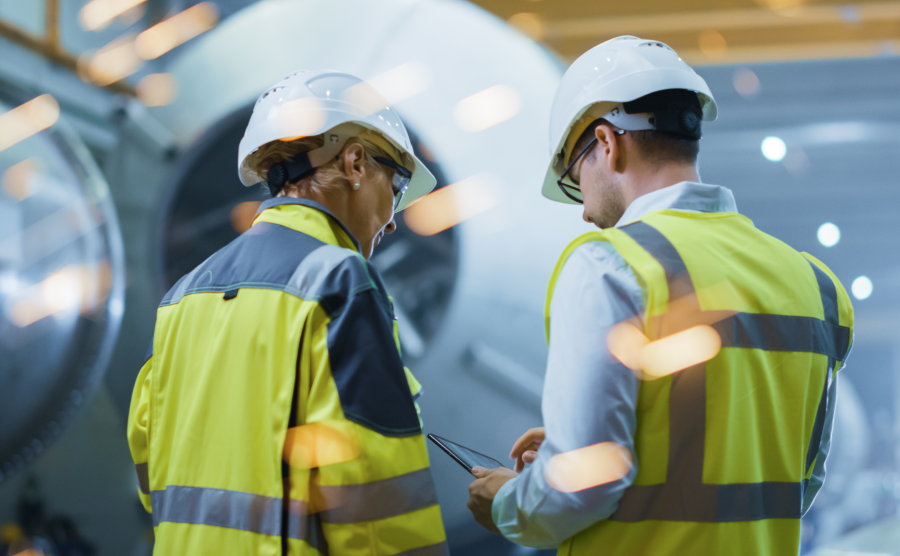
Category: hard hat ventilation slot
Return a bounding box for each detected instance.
[258,86,284,104]
[637,41,674,52]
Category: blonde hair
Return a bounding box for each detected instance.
[244,126,410,198]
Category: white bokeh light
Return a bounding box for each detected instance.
[851,276,873,300]
[761,136,787,162]
[817,223,840,247]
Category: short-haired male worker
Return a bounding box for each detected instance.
[466,36,854,555]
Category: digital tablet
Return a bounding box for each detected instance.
[427,433,507,472]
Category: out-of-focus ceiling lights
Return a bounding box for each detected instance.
[761,136,787,161]
[476,0,900,65]
[852,275,873,299]
[817,222,841,247]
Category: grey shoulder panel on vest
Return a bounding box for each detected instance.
[158,222,377,310]
[284,244,378,316]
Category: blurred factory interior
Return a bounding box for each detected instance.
[0,0,898,554]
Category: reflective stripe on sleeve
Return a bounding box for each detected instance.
[318,468,439,524]
[151,486,282,536]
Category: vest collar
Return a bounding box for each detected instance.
[252,197,362,253]
[615,182,738,228]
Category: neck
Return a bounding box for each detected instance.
[280,188,371,257]
[622,163,699,207]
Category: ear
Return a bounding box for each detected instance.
[341,142,367,186]
[594,124,622,173]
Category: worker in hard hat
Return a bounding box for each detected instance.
[127,70,448,555]
[466,36,853,555]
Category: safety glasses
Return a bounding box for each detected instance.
[556,127,625,204]
[374,156,412,211]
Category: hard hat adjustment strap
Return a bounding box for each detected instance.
[265,134,347,197]
[601,105,655,132]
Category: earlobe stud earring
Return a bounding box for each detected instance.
[353,183,361,190]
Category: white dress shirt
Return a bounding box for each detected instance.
[490,181,837,548]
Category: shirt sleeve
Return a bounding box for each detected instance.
[491,241,644,548]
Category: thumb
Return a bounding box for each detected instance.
[471,466,488,478]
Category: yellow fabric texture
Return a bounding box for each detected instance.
[544,210,853,556]
[127,202,446,555]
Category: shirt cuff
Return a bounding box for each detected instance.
[492,475,520,533]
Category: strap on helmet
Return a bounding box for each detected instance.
[264,134,346,196]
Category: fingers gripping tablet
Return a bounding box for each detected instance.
[428,433,506,472]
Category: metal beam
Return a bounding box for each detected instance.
[0,1,135,97]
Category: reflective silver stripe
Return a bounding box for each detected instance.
[318,468,439,524]
[713,312,849,358]
[620,221,851,356]
[286,500,328,555]
[150,474,438,545]
[803,259,842,477]
[612,481,802,522]
[151,486,282,536]
[393,542,451,556]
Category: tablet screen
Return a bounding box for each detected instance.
[428,434,506,471]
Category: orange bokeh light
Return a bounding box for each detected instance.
[608,322,722,379]
[453,85,521,133]
[282,422,360,470]
[545,442,633,493]
[230,201,262,234]
[2,159,37,201]
[136,73,178,107]
[135,3,218,60]
[642,325,722,378]
[404,175,498,236]
[80,35,142,86]
[0,96,60,154]
[7,263,113,328]
[80,0,147,31]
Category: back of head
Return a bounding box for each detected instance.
[623,88,703,167]
[543,36,718,204]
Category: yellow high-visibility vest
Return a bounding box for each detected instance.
[545,209,853,555]
[127,198,448,555]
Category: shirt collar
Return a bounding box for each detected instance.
[615,182,738,227]
[253,197,362,253]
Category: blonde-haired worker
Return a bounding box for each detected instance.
[127,70,448,555]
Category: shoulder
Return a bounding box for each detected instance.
[553,239,642,318]
[565,240,630,274]
[286,245,381,316]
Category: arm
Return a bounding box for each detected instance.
[127,349,153,513]
[294,272,447,555]
[490,242,643,548]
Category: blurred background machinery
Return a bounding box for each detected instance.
[0,1,899,555]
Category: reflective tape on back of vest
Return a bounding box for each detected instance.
[607,221,845,523]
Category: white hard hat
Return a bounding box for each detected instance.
[238,69,436,212]
[542,36,718,204]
